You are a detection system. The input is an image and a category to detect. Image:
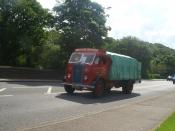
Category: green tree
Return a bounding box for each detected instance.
[39,30,65,69]
[150,44,175,77]
[53,0,108,56]
[0,0,52,66]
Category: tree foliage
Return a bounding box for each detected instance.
[39,30,65,69]
[150,44,175,77]
[0,0,52,66]
[53,0,108,53]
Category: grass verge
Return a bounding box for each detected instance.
[155,112,175,131]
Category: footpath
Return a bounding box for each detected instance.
[23,89,175,131]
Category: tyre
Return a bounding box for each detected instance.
[122,85,128,94]
[64,85,75,94]
[93,79,105,97]
[104,86,112,94]
[122,82,133,94]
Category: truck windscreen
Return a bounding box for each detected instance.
[69,53,95,64]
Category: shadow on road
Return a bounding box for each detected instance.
[56,90,140,104]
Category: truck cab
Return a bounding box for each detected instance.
[64,48,111,96]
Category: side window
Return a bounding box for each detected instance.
[99,58,104,65]
[94,56,105,65]
[101,57,106,65]
[94,57,100,65]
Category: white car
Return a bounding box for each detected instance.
[167,75,172,81]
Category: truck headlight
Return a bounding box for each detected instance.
[67,73,71,79]
[84,75,88,80]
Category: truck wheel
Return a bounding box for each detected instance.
[64,85,75,94]
[122,83,133,94]
[122,85,127,94]
[104,86,112,94]
[93,80,105,97]
[128,83,133,94]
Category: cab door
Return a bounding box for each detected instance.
[93,56,107,79]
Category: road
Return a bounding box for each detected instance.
[0,80,175,131]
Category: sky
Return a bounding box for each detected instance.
[37,0,175,49]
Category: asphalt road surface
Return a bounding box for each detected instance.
[0,80,175,131]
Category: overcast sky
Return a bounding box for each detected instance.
[37,0,175,49]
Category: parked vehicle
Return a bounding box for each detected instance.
[63,48,141,97]
[167,75,172,81]
[172,76,175,84]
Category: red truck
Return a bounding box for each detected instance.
[63,48,141,97]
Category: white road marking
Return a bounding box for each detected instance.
[0,88,6,92]
[0,88,13,97]
[44,90,91,95]
[46,86,52,94]
[0,95,13,97]
[13,86,51,89]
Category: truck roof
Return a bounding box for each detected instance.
[75,48,106,55]
[75,48,135,60]
[106,51,134,59]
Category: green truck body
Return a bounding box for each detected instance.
[107,51,141,81]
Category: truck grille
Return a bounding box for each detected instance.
[72,64,84,84]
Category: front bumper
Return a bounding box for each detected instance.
[63,82,95,90]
